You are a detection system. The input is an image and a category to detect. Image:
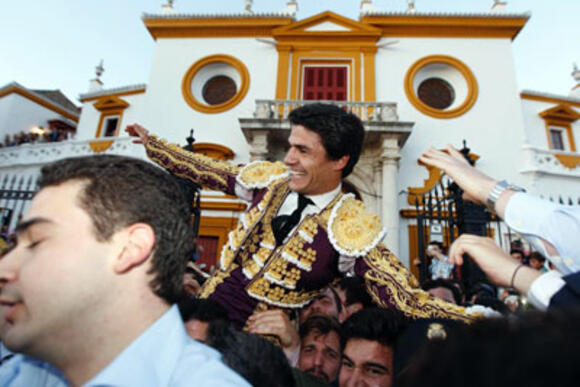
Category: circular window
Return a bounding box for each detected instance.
[404,55,478,119]
[182,54,250,114]
[202,75,237,105]
[417,78,455,110]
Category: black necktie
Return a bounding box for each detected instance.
[272,194,313,246]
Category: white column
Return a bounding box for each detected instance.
[248,130,268,161]
[380,136,401,256]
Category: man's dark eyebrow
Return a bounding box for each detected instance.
[15,218,53,235]
[362,361,390,374]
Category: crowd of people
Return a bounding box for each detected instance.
[1,129,72,148]
[0,103,578,386]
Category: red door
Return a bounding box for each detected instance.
[303,66,347,101]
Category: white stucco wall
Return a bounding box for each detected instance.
[0,93,74,140]
[373,37,528,263]
[140,37,279,164]
[76,93,146,141]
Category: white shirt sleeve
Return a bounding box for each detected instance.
[526,270,566,311]
[504,192,580,275]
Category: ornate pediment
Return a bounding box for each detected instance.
[93,96,129,112]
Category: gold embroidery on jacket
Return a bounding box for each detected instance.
[362,245,473,322]
[146,136,239,192]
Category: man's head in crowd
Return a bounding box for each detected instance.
[422,279,462,305]
[0,155,192,382]
[286,103,365,195]
[426,241,445,256]
[510,249,525,263]
[334,277,374,322]
[178,298,229,342]
[297,315,342,384]
[206,320,295,387]
[299,286,342,324]
[340,308,403,387]
[528,251,546,270]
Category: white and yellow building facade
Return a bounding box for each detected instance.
[2,2,579,272]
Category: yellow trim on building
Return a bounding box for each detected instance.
[404,55,478,119]
[521,92,580,108]
[193,142,235,160]
[80,87,146,102]
[143,16,293,40]
[93,96,130,138]
[361,14,528,40]
[553,154,580,169]
[0,86,79,122]
[539,104,580,152]
[273,12,380,102]
[89,140,114,153]
[181,54,250,114]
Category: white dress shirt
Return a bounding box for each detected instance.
[504,192,580,310]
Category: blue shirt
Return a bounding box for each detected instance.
[1,306,248,386]
[86,305,249,386]
[0,344,66,387]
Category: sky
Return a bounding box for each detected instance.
[0,0,578,105]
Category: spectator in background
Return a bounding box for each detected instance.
[334,277,375,323]
[205,321,296,387]
[510,249,525,264]
[339,308,403,387]
[421,279,462,305]
[529,251,547,272]
[178,298,229,342]
[297,316,342,385]
[299,286,342,324]
[426,241,455,280]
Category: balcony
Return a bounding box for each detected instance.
[520,145,580,178]
[0,137,143,170]
[240,99,413,161]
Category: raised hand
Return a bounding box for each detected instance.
[125,123,150,145]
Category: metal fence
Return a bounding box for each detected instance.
[0,174,38,234]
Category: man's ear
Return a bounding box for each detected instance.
[333,155,350,172]
[113,223,155,274]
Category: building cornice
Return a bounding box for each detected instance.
[0,82,80,122]
[521,90,580,108]
[79,84,147,102]
[360,12,529,40]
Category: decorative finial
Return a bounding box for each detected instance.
[573,62,580,82]
[284,1,298,16]
[406,0,416,14]
[244,0,253,14]
[95,60,104,79]
[491,0,507,13]
[360,0,377,14]
[162,0,175,15]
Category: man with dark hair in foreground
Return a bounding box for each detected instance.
[0,155,248,386]
[339,308,404,387]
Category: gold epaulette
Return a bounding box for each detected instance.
[328,194,386,257]
[237,161,289,189]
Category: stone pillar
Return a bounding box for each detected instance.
[380,136,401,255]
[248,130,268,161]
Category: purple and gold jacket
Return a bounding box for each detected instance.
[146,136,473,328]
